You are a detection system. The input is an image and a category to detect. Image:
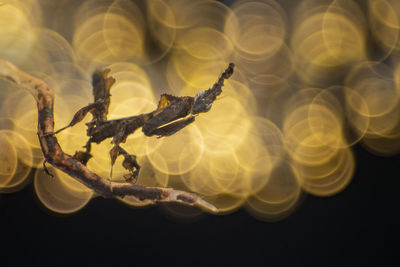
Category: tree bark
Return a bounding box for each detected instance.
[0,59,217,212]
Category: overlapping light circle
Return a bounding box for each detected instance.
[1,0,400,221]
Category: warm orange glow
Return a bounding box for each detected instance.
[1,0,400,221]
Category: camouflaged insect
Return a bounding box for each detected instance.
[53,63,235,183]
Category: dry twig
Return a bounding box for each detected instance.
[0,59,234,212]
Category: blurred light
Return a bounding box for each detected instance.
[34,165,93,214]
[0,0,399,220]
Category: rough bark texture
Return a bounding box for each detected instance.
[0,59,224,212]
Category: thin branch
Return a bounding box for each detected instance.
[0,59,238,212]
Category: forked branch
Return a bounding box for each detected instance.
[0,59,234,212]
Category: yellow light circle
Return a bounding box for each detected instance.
[181,27,233,61]
[34,166,93,214]
[246,159,302,221]
[0,132,17,185]
[225,0,286,59]
[147,123,204,175]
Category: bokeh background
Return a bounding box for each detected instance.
[1,0,399,265]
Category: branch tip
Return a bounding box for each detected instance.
[0,60,234,214]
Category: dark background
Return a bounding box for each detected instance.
[1,143,399,266]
